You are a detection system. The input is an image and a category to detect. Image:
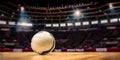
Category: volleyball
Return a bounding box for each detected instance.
[31,31,55,55]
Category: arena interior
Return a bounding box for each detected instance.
[0,0,120,60]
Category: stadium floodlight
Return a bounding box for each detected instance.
[75,22,81,26]
[9,21,15,25]
[67,23,73,26]
[53,23,59,27]
[110,18,118,23]
[75,10,81,16]
[109,3,113,9]
[46,24,51,27]
[91,21,98,24]
[60,23,66,27]
[82,21,89,25]
[16,6,32,32]
[101,20,108,24]
[0,20,6,24]
[119,18,120,21]
[20,6,24,12]
[73,10,82,20]
[74,10,81,17]
[17,22,33,27]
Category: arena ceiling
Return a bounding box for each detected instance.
[2,0,109,7]
[0,1,120,26]
[0,0,120,31]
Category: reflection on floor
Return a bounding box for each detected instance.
[0,52,120,60]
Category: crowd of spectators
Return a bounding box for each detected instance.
[0,29,120,49]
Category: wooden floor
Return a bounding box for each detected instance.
[0,52,120,60]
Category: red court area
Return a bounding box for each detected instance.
[1,48,120,60]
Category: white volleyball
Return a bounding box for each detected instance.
[31,31,55,55]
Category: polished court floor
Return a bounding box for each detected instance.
[0,52,120,60]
